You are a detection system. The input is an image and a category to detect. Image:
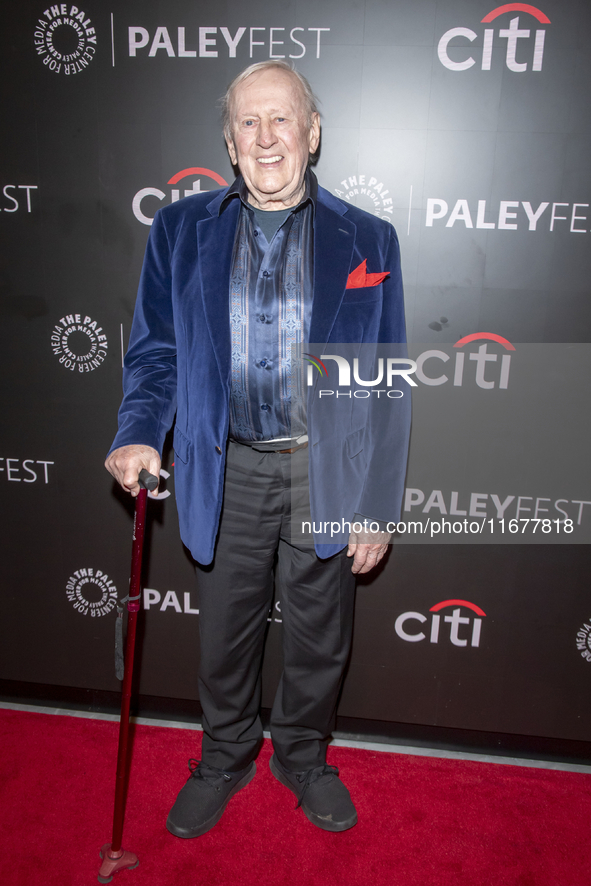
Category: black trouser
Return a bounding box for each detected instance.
[195,441,356,772]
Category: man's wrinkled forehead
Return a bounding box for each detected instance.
[229,69,308,125]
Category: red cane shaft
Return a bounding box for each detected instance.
[110,487,148,854]
[129,487,149,606]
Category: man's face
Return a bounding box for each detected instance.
[225,68,320,211]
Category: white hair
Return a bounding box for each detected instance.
[220,60,320,139]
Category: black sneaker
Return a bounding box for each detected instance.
[166,758,256,838]
[269,754,358,832]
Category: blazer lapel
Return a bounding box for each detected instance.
[196,197,240,388]
[309,196,356,346]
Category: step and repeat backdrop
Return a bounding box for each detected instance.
[2,0,590,745]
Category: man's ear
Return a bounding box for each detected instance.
[308,112,321,156]
[225,134,238,167]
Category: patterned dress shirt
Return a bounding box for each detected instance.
[220,172,316,443]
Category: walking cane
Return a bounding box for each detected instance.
[98,468,159,884]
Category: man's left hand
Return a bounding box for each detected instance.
[347,530,391,574]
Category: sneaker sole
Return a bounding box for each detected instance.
[166,761,256,838]
[269,755,358,832]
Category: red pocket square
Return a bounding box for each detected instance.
[346,259,389,289]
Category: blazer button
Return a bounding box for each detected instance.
[215,446,222,454]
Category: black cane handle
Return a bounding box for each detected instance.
[138,469,159,491]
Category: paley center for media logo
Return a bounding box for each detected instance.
[305,332,515,397]
[51,313,108,372]
[334,175,395,224]
[395,599,487,648]
[576,619,591,663]
[34,4,97,75]
[438,3,550,73]
[66,567,117,617]
[132,167,228,226]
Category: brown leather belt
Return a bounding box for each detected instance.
[278,441,309,454]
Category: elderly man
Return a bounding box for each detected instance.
[106,60,409,836]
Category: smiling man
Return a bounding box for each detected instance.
[225,63,319,210]
[106,61,409,837]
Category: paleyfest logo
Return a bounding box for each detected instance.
[127,26,330,60]
[132,167,228,226]
[306,333,515,394]
[425,196,591,235]
[51,313,108,372]
[34,5,97,75]
[438,3,550,73]
[395,599,487,648]
[0,458,54,484]
[66,567,117,617]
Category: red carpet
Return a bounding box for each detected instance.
[1,707,591,886]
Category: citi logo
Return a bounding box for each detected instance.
[415,333,514,390]
[132,167,228,226]
[395,599,487,647]
[438,4,550,73]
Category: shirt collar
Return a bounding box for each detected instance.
[219,168,318,216]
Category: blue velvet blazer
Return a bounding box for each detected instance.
[109,183,410,564]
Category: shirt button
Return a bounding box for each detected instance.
[259,359,267,367]
[262,270,269,277]
[215,446,222,454]
[258,314,266,322]
[260,404,270,411]
[254,230,259,236]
